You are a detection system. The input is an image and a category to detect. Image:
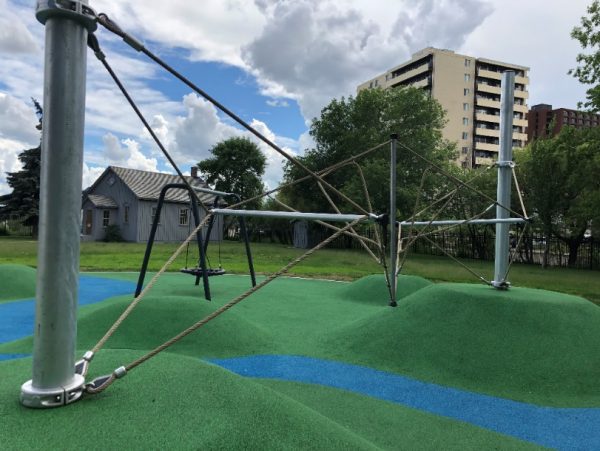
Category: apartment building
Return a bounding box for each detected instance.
[528,103,600,140]
[358,47,529,168]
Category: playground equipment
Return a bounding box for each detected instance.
[22,0,527,408]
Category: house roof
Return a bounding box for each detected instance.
[107,166,217,205]
[87,194,118,208]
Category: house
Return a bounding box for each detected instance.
[81,166,222,242]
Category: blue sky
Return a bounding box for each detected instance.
[0,0,593,194]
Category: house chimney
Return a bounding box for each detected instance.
[191,166,198,178]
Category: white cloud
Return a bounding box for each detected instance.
[0,0,39,54]
[82,163,105,190]
[100,132,158,172]
[266,99,289,108]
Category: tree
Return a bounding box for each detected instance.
[0,100,43,236]
[197,137,266,210]
[570,0,600,111]
[518,126,600,267]
[281,86,456,217]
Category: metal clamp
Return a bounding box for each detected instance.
[21,374,85,408]
[36,0,98,32]
[495,160,515,168]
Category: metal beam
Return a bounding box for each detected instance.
[400,218,526,227]
[210,208,378,223]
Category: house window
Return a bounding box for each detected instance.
[124,206,129,224]
[464,74,471,82]
[179,208,189,226]
[464,88,470,96]
[463,103,469,111]
[462,132,469,140]
[465,59,471,67]
[463,117,469,125]
[151,207,160,224]
[102,210,110,228]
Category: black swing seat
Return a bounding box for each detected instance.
[180,267,226,277]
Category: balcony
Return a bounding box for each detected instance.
[477,83,501,95]
[475,141,499,152]
[410,77,432,89]
[390,63,430,85]
[478,69,502,80]
[475,127,500,138]
[476,97,501,109]
[513,103,528,113]
[513,117,528,127]
[515,74,529,85]
[514,89,529,99]
[476,112,501,123]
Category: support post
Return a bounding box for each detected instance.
[21,1,96,408]
[389,134,398,306]
[492,71,515,289]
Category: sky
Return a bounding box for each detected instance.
[0,0,594,195]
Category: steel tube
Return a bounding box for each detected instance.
[493,71,516,289]
[389,135,398,306]
[210,209,376,223]
[21,1,92,408]
[400,218,526,227]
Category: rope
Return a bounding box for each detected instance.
[90,214,213,355]
[96,13,370,217]
[512,167,529,219]
[503,221,529,282]
[315,181,380,262]
[397,141,526,220]
[85,217,364,394]
[87,34,209,215]
[353,162,383,251]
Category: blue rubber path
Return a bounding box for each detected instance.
[0,275,135,344]
[210,355,600,451]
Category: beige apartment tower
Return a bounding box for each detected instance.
[358,48,529,167]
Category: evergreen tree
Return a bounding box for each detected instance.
[0,99,43,236]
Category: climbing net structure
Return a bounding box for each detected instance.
[22,1,529,407]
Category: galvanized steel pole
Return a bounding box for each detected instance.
[21,1,96,408]
[492,71,515,289]
[389,134,398,306]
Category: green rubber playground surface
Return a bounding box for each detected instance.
[1,265,599,449]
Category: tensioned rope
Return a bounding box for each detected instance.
[95,13,370,217]
[84,217,364,394]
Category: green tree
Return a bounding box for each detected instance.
[518,126,600,267]
[0,99,43,236]
[570,0,600,111]
[197,137,266,210]
[281,86,456,217]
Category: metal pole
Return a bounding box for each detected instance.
[492,71,515,289]
[210,208,379,223]
[389,134,398,307]
[21,1,96,408]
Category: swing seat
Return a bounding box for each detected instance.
[180,267,226,277]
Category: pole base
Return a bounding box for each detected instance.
[389,300,398,307]
[20,374,85,408]
[491,280,511,290]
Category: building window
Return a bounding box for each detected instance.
[151,207,160,224]
[463,117,469,125]
[464,88,470,96]
[462,132,469,140]
[462,147,469,154]
[124,206,129,224]
[465,59,471,67]
[102,210,110,228]
[463,103,469,111]
[464,74,471,82]
[179,208,189,226]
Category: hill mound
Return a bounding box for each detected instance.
[0,264,36,302]
[0,350,375,449]
[326,283,600,407]
[341,274,432,304]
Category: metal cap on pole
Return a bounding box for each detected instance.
[21,0,94,408]
[492,71,515,290]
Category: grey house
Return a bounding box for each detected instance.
[81,166,222,242]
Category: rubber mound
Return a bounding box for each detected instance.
[326,283,600,407]
[0,350,376,450]
[0,264,36,302]
[341,273,432,304]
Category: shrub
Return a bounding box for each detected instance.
[103,224,124,242]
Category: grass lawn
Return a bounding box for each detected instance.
[1,236,598,304]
